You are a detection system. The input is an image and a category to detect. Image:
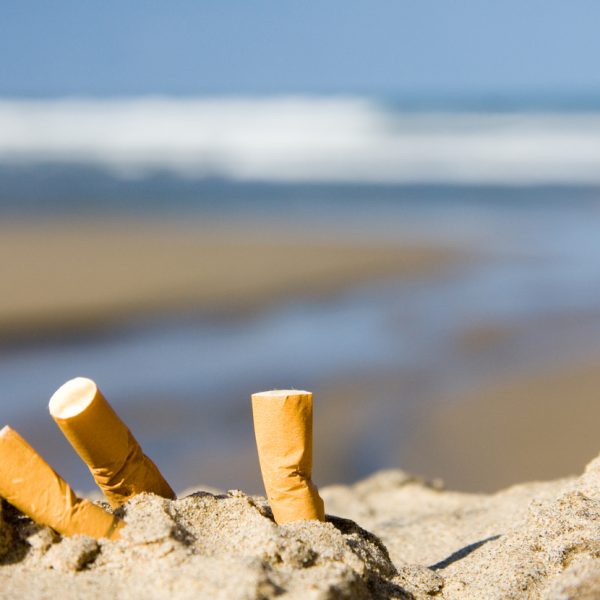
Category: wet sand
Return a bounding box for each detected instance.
[0,219,460,342]
[401,356,600,492]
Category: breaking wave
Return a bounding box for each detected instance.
[1,96,600,184]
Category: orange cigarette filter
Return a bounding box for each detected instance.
[0,426,122,539]
[49,377,175,508]
[251,389,325,524]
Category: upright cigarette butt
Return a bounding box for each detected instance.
[0,426,122,540]
[49,377,175,508]
[251,389,325,524]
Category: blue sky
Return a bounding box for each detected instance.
[1,1,600,97]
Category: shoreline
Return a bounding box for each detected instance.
[0,218,463,344]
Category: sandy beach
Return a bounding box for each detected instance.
[400,356,600,493]
[1,217,599,597]
[2,215,599,496]
[1,452,599,598]
[289,323,600,499]
[3,1,600,595]
[0,219,460,343]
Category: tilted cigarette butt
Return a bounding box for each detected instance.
[49,377,175,508]
[251,389,325,524]
[0,426,122,539]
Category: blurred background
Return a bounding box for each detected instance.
[1,1,600,495]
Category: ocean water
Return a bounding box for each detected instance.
[1,96,600,492]
[2,97,600,185]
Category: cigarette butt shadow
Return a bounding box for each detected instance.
[184,491,229,500]
[327,514,416,599]
[327,514,393,559]
[429,534,501,571]
[0,504,36,566]
[0,543,29,566]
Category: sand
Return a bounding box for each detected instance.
[0,219,459,342]
[2,217,598,596]
[1,453,599,598]
[401,357,600,493]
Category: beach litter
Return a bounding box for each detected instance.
[251,389,325,524]
[0,425,122,540]
[49,377,175,508]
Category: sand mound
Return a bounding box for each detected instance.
[0,490,415,599]
[1,455,600,599]
[323,456,600,599]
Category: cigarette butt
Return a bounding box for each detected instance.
[251,389,325,524]
[0,426,122,540]
[49,377,175,508]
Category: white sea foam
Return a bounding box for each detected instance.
[1,96,600,184]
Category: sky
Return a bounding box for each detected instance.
[1,1,600,98]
